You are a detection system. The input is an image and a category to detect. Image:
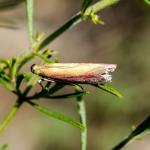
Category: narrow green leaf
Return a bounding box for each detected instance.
[36,52,53,63]
[16,74,26,90]
[12,57,17,66]
[0,77,15,92]
[0,144,8,150]
[42,49,58,55]
[135,138,145,143]
[0,59,10,68]
[144,0,150,5]
[35,30,39,41]
[86,7,104,25]
[16,56,36,76]
[55,58,59,63]
[29,87,49,99]
[36,32,45,42]
[45,91,89,99]
[93,84,123,98]
[81,0,94,14]
[49,83,65,95]
[22,73,33,82]
[26,0,34,45]
[10,57,17,82]
[0,67,10,81]
[0,74,10,81]
[131,125,136,132]
[28,101,87,131]
[45,82,51,88]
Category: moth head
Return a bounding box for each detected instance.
[31,64,40,75]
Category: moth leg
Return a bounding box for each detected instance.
[65,83,84,92]
[75,84,84,92]
[42,78,56,83]
[38,78,55,90]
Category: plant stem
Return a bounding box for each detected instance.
[75,85,87,150]
[0,98,24,134]
[26,0,34,45]
[111,136,132,150]
[0,0,122,70]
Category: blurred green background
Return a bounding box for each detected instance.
[0,0,150,150]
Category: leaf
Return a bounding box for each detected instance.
[42,49,58,55]
[49,83,65,95]
[86,7,104,25]
[0,73,10,81]
[37,32,45,42]
[131,125,136,132]
[81,0,94,14]
[35,30,39,41]
[0,67,10,81]
[28,101,87,131]
[29,87,49,99]
[45,81,51,88]
[11,57,17,67]
[16,56,36,76]
[135,138,145,143]
[0,59,10,68]
[45,91,89,99]
[144,0,150,5]
[10,57,17,82]
[21,73,33,82]
[93,84,123,98]
[55,58,59,63]
[16,74,26,90]
[0,77,15,93]
[35,30,45,43]
[0,144,8,150]
[36,52,53,63]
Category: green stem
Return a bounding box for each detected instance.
[0,0,122,70]
[0,98,24,134]
[75,85,87,150]
[144,0,150,5]
[111,136,132,150]
[26,0,34,45]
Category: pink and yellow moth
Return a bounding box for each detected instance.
[31,63,116,89]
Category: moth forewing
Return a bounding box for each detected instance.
[31,63,117,88]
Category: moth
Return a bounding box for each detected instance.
[31,63,116,89]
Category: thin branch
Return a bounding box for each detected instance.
[26,0,34,45]
[75,85,87,150]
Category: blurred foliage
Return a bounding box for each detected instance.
[0,0,24,10]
